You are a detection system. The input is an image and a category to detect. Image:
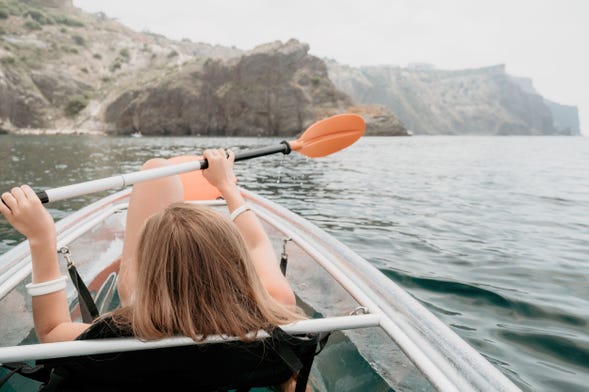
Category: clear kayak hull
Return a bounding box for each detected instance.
[0,188,520,391]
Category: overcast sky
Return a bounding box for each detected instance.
[73,0,588,134]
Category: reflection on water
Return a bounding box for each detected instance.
[1,134,589,391]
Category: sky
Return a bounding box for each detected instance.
[73,0,588,134]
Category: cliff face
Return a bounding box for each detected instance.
[544,100,580,135]
[511,76,580,135]
[103,40,408,136]
[103,40,348,136]
[327,62,579,135]
[0,66,48,129]
[0,0,407,136]
[0,0,236,133]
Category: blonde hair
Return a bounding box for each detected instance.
[112,203,304,341]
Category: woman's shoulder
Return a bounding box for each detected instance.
[76,313,133,340]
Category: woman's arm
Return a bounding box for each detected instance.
[118,158,185,307]
[202,149,296,306]
[0,185,90,342]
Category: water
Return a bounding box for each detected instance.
[1,134,589,391]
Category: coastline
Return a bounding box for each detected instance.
[5,128,107,136]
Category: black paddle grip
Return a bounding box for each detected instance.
[1,190,48,206]
[234,142,291,162]
[200,142,292,170]
[36,191,49,204]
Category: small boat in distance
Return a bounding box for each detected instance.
[130,131,143,138]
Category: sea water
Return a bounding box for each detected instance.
[1,134,588,391]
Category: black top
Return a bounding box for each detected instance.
[76,315,133,340]
[25,316,325,392]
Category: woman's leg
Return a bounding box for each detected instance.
[117,158,184,306]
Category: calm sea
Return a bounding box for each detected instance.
[1,135,588,391]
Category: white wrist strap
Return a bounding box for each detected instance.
[26,275,67,296]
[230,204,252,222]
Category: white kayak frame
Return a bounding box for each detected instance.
[0,188,521,392]
[0,314,379,363]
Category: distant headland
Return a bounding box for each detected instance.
[0,0,579,136]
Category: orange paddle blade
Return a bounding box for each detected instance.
[289,114,365,158]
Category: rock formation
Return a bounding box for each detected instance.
[5,0,577,137]
[544,100,580,135]
[0,0,407,136]
[102,40,408,136]
[510,76,580,135]
[327,62,580,135]
[0,0,240,133]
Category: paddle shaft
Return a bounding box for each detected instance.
[35,142,291,204]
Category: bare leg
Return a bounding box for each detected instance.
[117,158,184,306]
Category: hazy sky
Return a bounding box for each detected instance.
[73,0,588,134]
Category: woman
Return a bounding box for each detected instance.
[0,148,303,344]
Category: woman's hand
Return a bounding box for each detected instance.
[0,185,56,243]
[1,185,90,342]
[202,149,237,193]
[202,149,296,306]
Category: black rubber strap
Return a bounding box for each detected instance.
[280,254,288,276]
[67,265,99,323]
[40,368,68,392]
[271,329,303,373]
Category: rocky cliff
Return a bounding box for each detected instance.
[510,76,580,135]
[327,61,580,135]
[0,0,240,133]
[544,100,580,135]
[0,0,407,136]
[102,40,408,136]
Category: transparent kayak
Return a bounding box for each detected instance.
[0,188,520,391]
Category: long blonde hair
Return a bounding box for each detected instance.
[113,203,304,341]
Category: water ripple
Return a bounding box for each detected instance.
[383,268,587,327]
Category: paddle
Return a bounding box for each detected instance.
[34,113,365,204]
